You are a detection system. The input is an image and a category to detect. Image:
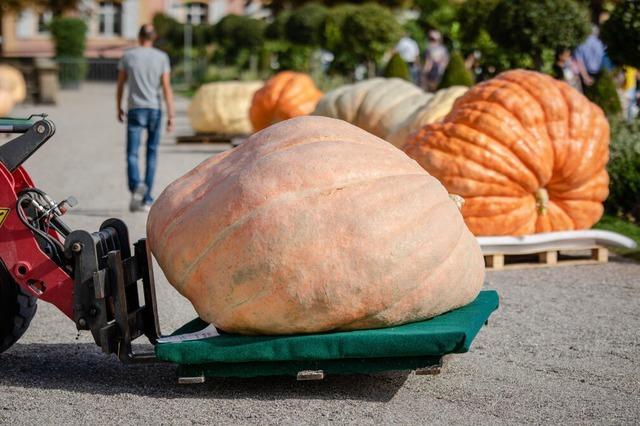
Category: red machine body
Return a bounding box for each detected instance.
[0,162,73,318]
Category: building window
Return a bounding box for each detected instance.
[186,2,208,25]
[98,1,122,36]
[37,11,52,34]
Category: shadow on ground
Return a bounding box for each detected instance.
[0,343,408,402]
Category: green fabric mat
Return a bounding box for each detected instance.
[175,355,444,379]
[156,290,499,367]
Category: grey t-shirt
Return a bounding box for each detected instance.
[118,47,170,110]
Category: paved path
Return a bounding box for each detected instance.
[1,84,639,425]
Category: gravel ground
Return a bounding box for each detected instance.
[1,84,639,425]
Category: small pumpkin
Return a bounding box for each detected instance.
[188,81,263,135]
[147,116,484,335]
[404,69,610,236]
[0,65,26,104]
[313,78,467,147]
[249,71,323,131]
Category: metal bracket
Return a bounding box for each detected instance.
[66,219,163,363]
[296,370,325,381]
[0,119,56,172]
[178,375,206,385]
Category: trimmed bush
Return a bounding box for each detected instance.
[438,51,474,88]
[285,3,328,46]
[49,17,88,87]
[583,71,623,117]
[488,0,590,69]
[266,11,291,40]
[342,4,403,72]
[49,17,87,57]
[321,4,359,74]
[602,0,640,68]
[213,15,265,66]
[383,53,411,80]
[606,118,640,221]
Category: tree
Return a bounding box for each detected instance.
[601,0,640,68]
[321,4,359,74]
[213,15,266,66]
[488,0,591,69]
[285,3,328,46]
[457,0,500,47]
[342,4,403,75]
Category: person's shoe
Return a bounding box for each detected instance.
[140,203,151,213]
[129,183,147,212]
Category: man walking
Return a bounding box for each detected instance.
[116,24,174,212]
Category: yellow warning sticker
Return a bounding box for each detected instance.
[0,208,9,228]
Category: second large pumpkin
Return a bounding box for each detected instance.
[249,71,323,131]
[404,70,610,236]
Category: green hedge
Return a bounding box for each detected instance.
[602,0,640,68]
[49,17,88,87]
[584,71,623,117]
[606,119,640,222]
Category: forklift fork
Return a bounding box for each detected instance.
[66,220,163,363]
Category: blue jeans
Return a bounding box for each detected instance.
[127,108,161,203]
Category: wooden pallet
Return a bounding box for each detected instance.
[485,246,608,270]
[176,133,247,145]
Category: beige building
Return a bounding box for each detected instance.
[1,0,250,58]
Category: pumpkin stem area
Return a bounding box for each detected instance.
[449,194,465,210]
[535,188,549,215]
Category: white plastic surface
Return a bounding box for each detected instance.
[477,230,637,255]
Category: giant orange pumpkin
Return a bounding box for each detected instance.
[147,116,484,335]
[404,70,610,236]
[249,71,323,131]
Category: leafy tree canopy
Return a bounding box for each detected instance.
[601,0,640,68]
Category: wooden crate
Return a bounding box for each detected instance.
[176,133,247,145]
[485,246,608,270]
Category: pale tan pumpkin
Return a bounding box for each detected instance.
[147,116,484,335]
[188,81,263,134]
[387,86,469,147]
[313,78,467,147]
[404,69,609,236]
[0,65,26,104]
[0,90,14,116]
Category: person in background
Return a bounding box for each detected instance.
[553,48,582,92]
[393,34,421,84]
[573,25,605,88]
[116,24,175,213]
[621,66,638,122]
[421,30,449,92]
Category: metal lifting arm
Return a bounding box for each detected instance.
[0,117,56,172]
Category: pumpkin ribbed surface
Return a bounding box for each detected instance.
[249,71,323,131]
[404,69,610,236]
[147,116,484,335]
[188,81,263,134]
[313,78,467,147]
